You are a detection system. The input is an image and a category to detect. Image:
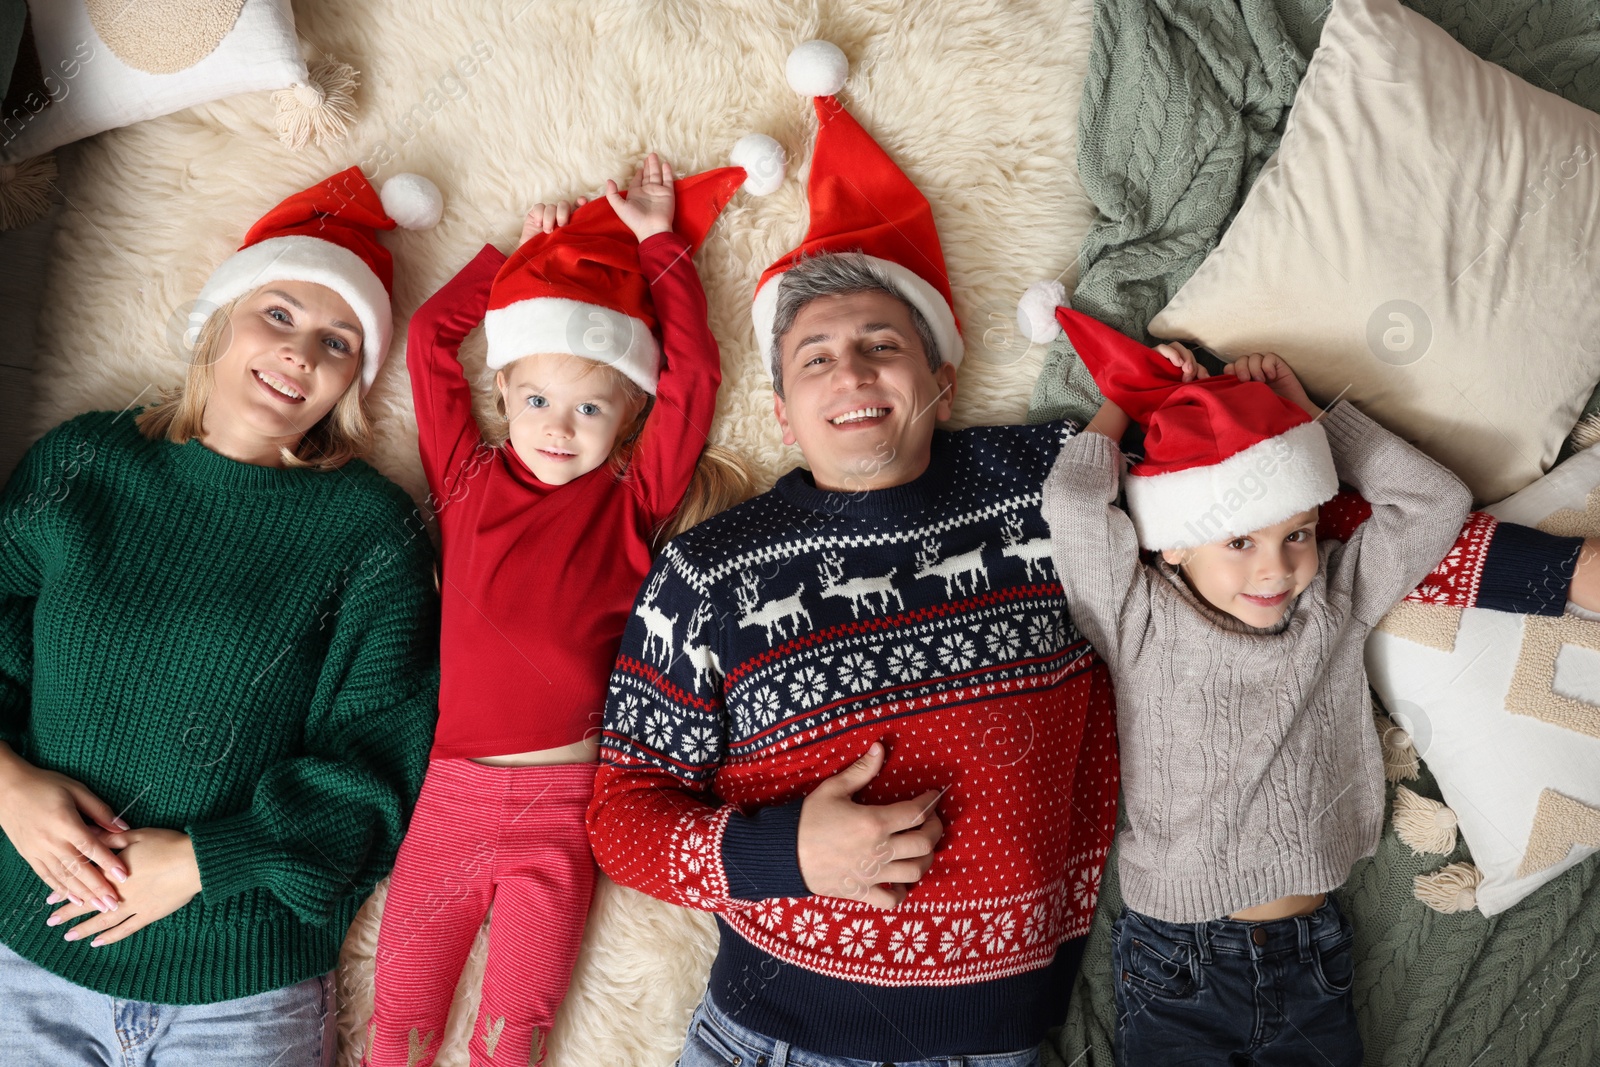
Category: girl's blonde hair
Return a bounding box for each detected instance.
[136,295,374,470]
[493,356,754,545]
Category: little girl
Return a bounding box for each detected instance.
[1041,310,1472,1066]
[366,151,769,1067]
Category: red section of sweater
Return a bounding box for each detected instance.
[407,233,718,757]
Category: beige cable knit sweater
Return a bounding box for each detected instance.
[1042,400,1471,922]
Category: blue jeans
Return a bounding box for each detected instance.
[0,940,336,1066]
[1111,897,1362,1067]
[676,991,1042,1067]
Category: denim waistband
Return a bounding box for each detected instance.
[696,991,1040,1067]
[1124,896,1347,963]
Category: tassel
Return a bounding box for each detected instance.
[1376,712,1420,782]
[273,58,359,149]
[1413,861,1482,914]
[0,155,57,230]
[1393,785,1458,855]
[1568,412,1600,454]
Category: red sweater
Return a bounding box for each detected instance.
[407,233,719,758]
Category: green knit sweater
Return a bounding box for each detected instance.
[0,409,439,1004]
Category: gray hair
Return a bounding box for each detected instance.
[768,252,942,397]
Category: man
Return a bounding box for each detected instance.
[587,40,1590,1067]
[586,46,1118,1067]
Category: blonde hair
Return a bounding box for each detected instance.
[494,355,754,545]
[136,295,374,470]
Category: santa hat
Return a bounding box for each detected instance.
[484,136,786,394]
[1055,307,1338,552]
[193,167,442,395]
[751,41,964,370]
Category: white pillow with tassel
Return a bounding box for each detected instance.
[0,0,351,165]
[1366,446,1600,915]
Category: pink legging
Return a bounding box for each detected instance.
[367,758,597,1067]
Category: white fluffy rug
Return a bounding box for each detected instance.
[32,0,1098,1062]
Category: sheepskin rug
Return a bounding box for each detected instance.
[30,1,1098,1062]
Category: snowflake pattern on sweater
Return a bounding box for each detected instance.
[588,422,1120,990]
[1317,491,1497,608]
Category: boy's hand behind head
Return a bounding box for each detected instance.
[1225,352,1321,417]
[1155,341,1209,383]
[519,197,589,245]
[605,152,676,242]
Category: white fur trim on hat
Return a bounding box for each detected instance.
[751,253,965,378]
[193,235,392,395]
[1124,419,1339,551]
[484,297,661,394]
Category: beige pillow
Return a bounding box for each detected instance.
[1148,0,1600,505]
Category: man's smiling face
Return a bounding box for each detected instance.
[773,289,957,492]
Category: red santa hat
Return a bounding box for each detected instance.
[751,41,964,371]
[194,166,442,395]
[484,136,786,395]
[1055,307,1339,551]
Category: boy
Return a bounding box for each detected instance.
[1041,309,1472,1065]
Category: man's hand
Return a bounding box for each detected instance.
[0,744,129,912]
[46,828,201,947]
[605,152,675,242]
[797,741,944,909]
[1568,538,1600,613]
[1226,351,1321,417]
[519,197,589,244]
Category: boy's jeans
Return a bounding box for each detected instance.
[676,989,1042,1067]
[0,939,336,1066]
[1111,895,1363,1067]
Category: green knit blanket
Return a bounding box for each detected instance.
[1035,3,1600,1064]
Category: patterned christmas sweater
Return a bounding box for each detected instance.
[587,421,1119,1060]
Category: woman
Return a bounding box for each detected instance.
[0,168,442,1064]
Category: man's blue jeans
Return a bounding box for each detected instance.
[675,989,1042,1067]
[0,939,336,1066]
[1111,895,1363,1067]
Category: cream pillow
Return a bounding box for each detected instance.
[1148,0,1600,505]
[1366,446,1600,915]
[0,0,305,163]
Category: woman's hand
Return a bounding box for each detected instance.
[519,197,589,243]
[0,744,129,912]
[605,152,675,242]
[46,828,201,947]
[1226,351,1321,417]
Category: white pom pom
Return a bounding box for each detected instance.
[786,40,849,96]
[380,173,443,230]
[731,134,787,196]
[1017,279,1067,344]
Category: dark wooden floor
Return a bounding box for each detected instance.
[0,204,53,484]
